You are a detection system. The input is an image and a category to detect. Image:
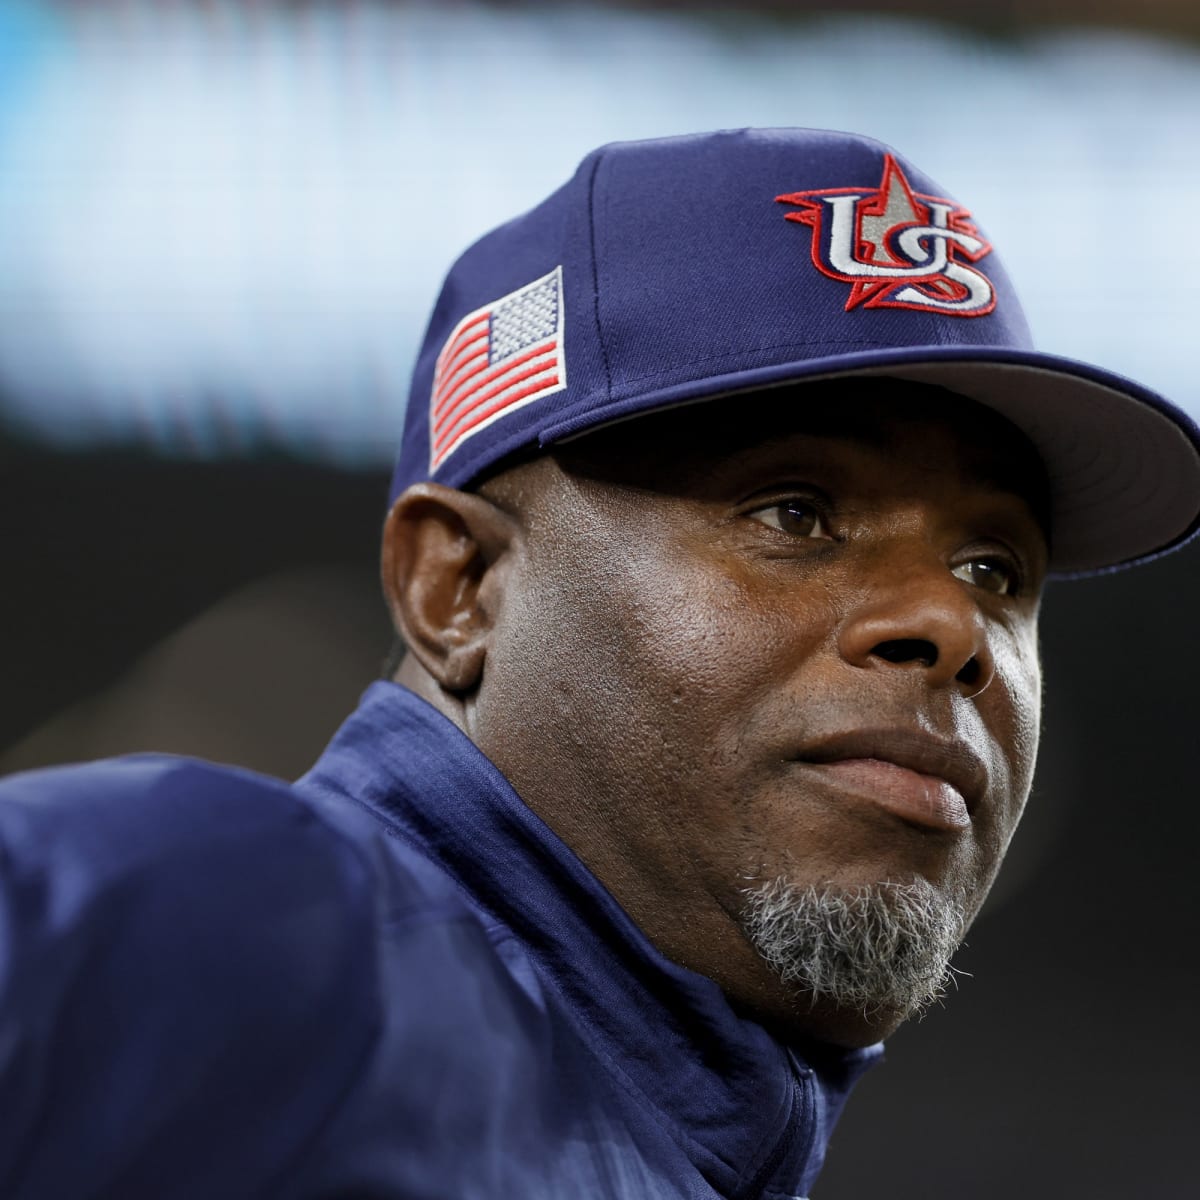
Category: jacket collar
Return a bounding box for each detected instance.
[302,681,880,1198]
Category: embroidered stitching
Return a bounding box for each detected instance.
[777,154,996,318]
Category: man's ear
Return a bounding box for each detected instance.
[381,483,520,694]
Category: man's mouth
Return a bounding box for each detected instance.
[791,728,988,833]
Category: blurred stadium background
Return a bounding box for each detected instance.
[1,2,1196,1196]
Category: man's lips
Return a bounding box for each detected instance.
[790,728,988,832]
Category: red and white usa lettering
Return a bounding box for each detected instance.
[776,156,996,317]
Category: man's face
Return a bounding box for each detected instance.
[470,381,1048,1045]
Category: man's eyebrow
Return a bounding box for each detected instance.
[708,429,1051,533]
[950,444,1053,533]
[795,414,1052,525]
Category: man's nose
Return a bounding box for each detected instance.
[836,555,995,697]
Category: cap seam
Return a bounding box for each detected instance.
[586,148,614,404]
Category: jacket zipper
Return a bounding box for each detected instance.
[736,1065,815,1200]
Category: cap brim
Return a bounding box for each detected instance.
[541,346,1200,577]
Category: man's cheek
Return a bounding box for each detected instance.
[991,638,1042,792]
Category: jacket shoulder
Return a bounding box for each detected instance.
[0,755,382,1198]
[0,751,331,852]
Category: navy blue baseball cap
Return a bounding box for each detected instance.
[391,127,1200,576]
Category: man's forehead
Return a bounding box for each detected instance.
[549,379,1051,518]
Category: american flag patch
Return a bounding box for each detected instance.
[429,267,567,472]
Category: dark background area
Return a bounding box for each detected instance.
[630,0,1200,40]
[0,427,392,768]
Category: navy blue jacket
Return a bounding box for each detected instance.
[0,682,879,1199]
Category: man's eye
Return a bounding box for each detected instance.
[749,499,829,539]
[951,558,1019,596]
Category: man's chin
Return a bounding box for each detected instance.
[761,993,913,1050]
[737,876,969,1045]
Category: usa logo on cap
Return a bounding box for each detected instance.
[429,267,567,472]
[776,155,995,317]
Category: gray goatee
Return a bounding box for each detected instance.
[739,876,969,1019]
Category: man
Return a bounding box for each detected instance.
[1,128,1198,1199]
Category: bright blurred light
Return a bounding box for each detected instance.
[0,1,1197,463]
